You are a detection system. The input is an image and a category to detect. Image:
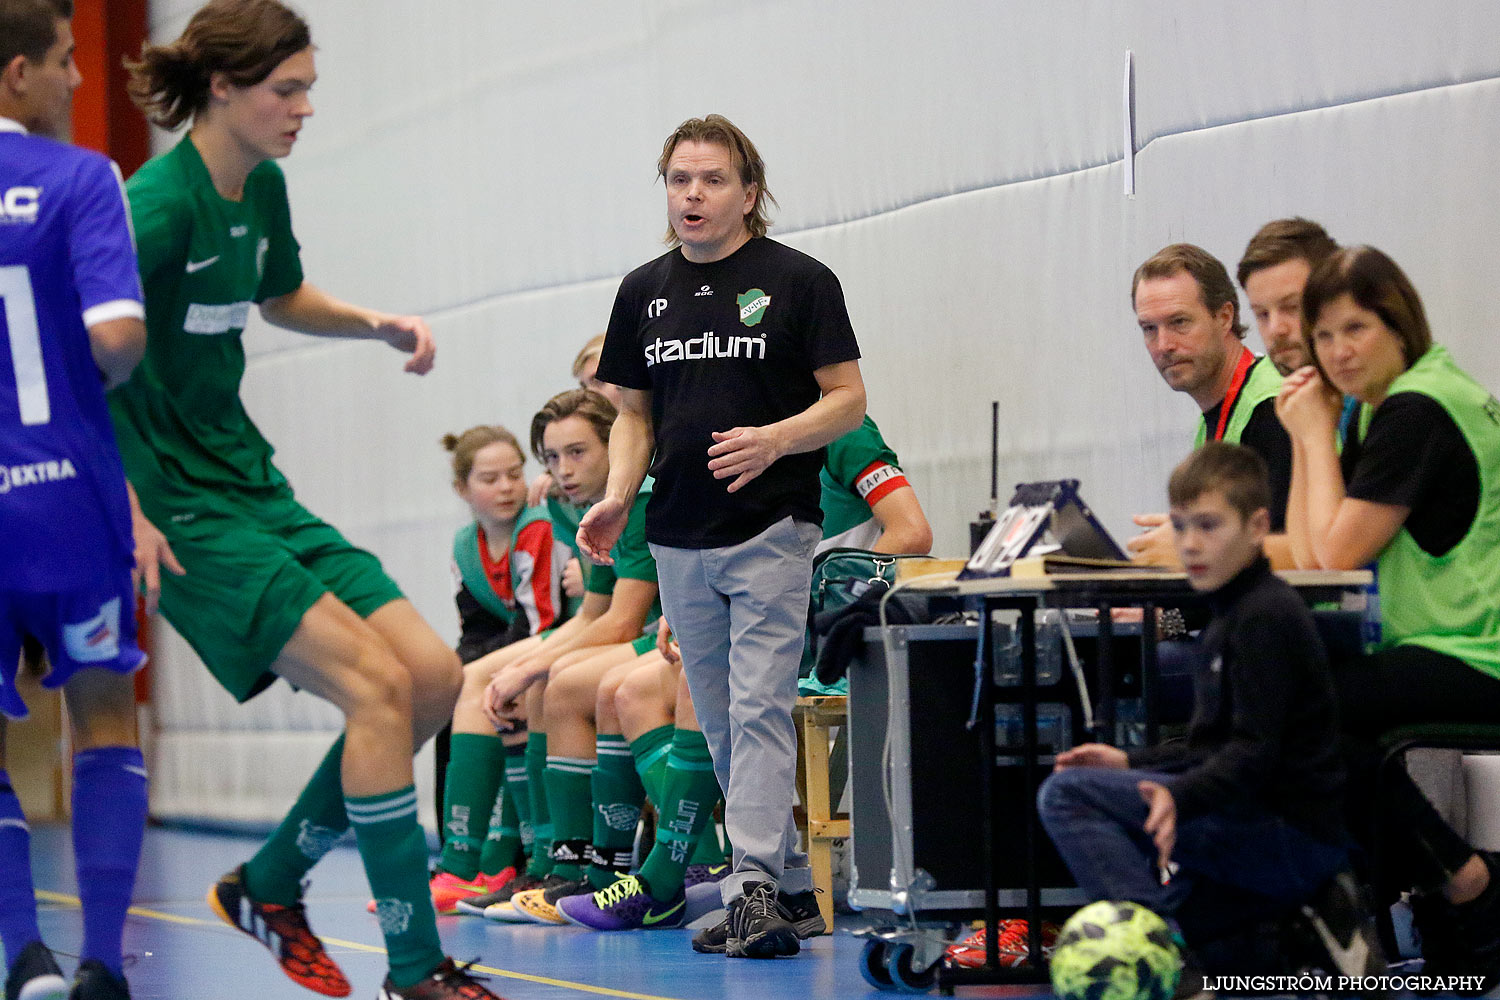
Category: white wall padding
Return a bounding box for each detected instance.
[141,1,1500,826]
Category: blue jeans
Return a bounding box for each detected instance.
[1038,767,1347,937]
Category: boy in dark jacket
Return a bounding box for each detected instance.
[1038,443,1373,972]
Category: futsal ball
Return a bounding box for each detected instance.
[1049,900,1182,1000]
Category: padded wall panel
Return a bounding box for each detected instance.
[139,0,1500,823]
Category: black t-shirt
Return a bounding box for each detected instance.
[1342,392,1480,557]
[598,238,861,548]
[1200,395,1292,532]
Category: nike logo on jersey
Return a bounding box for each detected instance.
[185,256,220,274]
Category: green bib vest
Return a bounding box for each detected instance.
[451,504,553,625]
[1193,353,1283,448]
[1359,345,1500,677]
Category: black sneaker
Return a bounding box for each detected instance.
[692,915,730,954]
[5,940,66,1000]
[725,882,799,959]
[1298,870,1388,979]
[692,887,823,954]
[68,961,129,1000]
[1416,851,1500,992]
[777,888,827,939]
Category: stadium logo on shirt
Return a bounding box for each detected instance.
[0,458,78,494]
[0,186,40,224]
[737,288,770,327]
[644,330,765,367]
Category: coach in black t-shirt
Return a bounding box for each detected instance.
[580,115,865,958]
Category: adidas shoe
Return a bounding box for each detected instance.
[5,940,67,1000]
[557,875,687,930]
[207,865,352,997]
[375,958,504,999]
[457,871,541,916]
[725,882,799,959]
[67,961,129,1000]
[776,887,828,939]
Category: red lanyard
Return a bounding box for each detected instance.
[1212,348,1256,442]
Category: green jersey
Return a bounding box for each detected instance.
[818,415,907,552]
[546,492,590,616]
[108,137,305,519]
[1360,345,1500,677]
[584,478,663,627]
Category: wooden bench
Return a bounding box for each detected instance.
[793,693,849,933]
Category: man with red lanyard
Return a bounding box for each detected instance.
[1127,243,1293,568]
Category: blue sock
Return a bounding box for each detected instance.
[0,771,43,969]
[71,747,148,978]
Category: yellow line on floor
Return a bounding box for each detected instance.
[33,890,683,1000]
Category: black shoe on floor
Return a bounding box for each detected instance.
[68,961,130,1000]
[726,882,799,959]
[776,888,827,939]
[1416,851,1500,993]
[1299,869,1388,979]
[5,940,66,1000]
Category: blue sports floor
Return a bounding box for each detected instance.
[26,824,1049,1000]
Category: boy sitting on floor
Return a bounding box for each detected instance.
[1037,442,1379,978]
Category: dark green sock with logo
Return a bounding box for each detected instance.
[436,733,505,881]
[524,734,554,878]
[637,729,720,901]
[245,734,350,905]
[489,743,532,873]
[588,735,644,890]
[479,745,527,876]
[543,755,595,880]
[347,786,444,989]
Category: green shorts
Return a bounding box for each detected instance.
[631,633,656,656]
[158,493,403,703]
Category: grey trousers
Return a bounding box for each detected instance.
[650,515,821,903]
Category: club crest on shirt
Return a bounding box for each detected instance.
[737,288,770,327]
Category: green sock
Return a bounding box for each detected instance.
[689,803,727,866]
[496,743,533,870]
[630,724,674,805]
[436,734,506,881]
[347,786,444,989]
[588,735,644,889]
[244,734,350,905]
[638,729,720,900]
[479,746,526,876]
[524,733,554,878]
[544,755,595,880]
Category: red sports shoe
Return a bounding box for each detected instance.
[208,865,352,997]
[944,918,1060,969]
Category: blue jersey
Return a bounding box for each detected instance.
[1,119,143,591]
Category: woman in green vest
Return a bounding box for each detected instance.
[1279,245,1500,981]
